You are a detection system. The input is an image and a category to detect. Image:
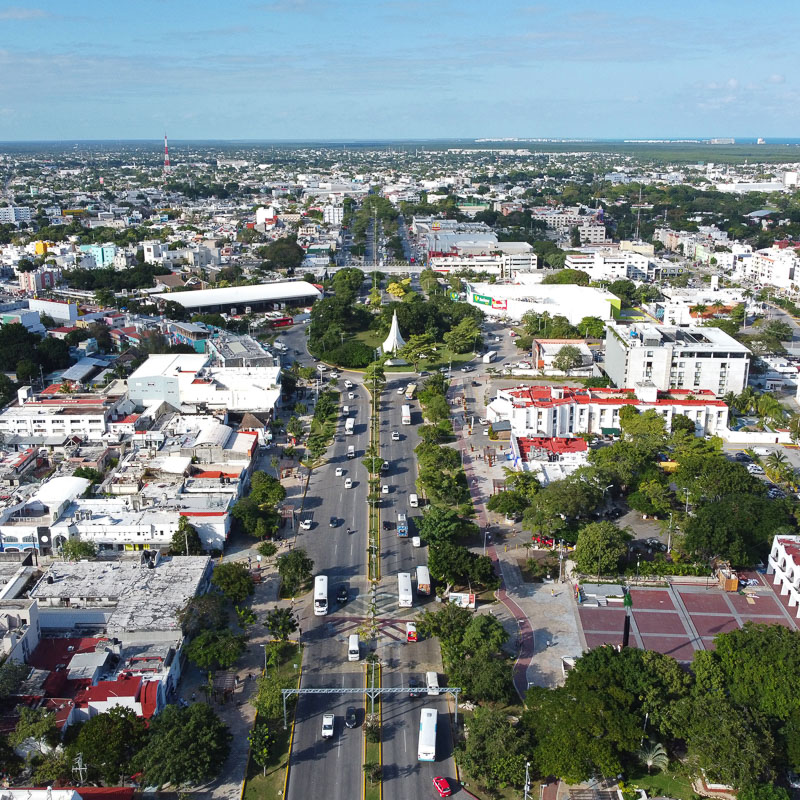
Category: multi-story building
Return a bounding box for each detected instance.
[0,206,32,224]
[0,386,132,443]
[604,322,750,395]
[564,250,685,282]
[486,383,729,438]
[429,252,538,277]
[18,267,61,294]
[78,244,117,269]
[736,244,800,291]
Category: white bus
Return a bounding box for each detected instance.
[344,417,355,435]
[416,565,431,595]
[398,572,413,608]
[314,575,328,616]
[401,405,411,425]
[405,383,417,400]
[417,708,438,761]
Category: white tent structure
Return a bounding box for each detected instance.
[381,311,406,355]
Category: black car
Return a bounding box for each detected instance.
[329,516,338,528]
[345,707,358,728]
[337,584,348,604]
[735,452,752,463]
[408,677,425,698]
[383,520,393,531]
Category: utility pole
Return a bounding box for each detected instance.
[523,761,531,800]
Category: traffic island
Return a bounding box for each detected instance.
[363,660,382,800]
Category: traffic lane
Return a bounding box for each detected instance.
[381,672,456,800]
[287,672,364,800]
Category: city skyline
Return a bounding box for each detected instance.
[0,0,799,141]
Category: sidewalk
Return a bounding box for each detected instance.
[455,432,584,696]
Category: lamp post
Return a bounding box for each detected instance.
[483,529,490,555]
[683,487,691,515]
[259,643,268,677]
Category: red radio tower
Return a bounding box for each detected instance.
[163,133,170,173]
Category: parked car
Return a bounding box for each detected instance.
[300,518,312,530]
[397,387,405,394]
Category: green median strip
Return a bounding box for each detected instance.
[363,662,382,800]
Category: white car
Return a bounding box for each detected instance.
[382,485,390,494]
[321,713,334,739]
[397,387,404,394]
[344,380,353,389]
[330,371,339,379]
[478,418,488,425]
[348,392,355,399]
[335,467,344,477]
[345,477,352,489]
[391,431,400,441]
[300,518,312,530]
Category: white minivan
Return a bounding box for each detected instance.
[409,493,419,508]
[426,671,440,696]
[348,633,360,662]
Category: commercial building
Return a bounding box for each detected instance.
[206,332,277,368]
[0,386,132,443]
[127,353,281,412]
[531,339,595,376]
[564,250,685,282]
[151,280,322,314]
[486,384,729,438]
[464,279,620,325]
[28,297,78,325]
[605,322,750,395]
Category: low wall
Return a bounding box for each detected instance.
[718,427,792,445]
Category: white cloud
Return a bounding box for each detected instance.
[0,7,48,20]
[769,73,785,84]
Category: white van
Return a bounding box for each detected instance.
[343,405,349,415]
[409,493,419,508]
[348,634,360,662]
[426,671,440,696]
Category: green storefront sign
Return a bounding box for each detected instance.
[473,293,492,306]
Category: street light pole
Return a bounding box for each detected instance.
[684,487,690,515]
[260,644,268,677]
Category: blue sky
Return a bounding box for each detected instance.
[1,0,799,141]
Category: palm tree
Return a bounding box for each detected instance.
[690,304,708,317]
[766,451,788,471]
[723,391,738,417]
[637,740,669,774]
[735,387,756,415]
[789,414,800,443]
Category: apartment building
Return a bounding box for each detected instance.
[486,383,729,438]
[0,206,32,224]
[604,322,750,395]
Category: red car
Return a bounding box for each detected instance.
[433,777,452,797]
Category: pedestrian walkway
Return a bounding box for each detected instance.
[453,433,584,697]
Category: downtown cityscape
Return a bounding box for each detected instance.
[2,2,800,800]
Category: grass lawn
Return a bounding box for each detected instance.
[242,643,303,800]
[351,330,480,374]
[628,770,695,800]
[364,664,381,800]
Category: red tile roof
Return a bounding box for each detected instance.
[504,385,726,408]
[517,436,588,461]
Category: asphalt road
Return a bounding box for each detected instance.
[381,673,456,800]
[283,313,456,800]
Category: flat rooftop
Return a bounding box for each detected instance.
[30,556,210,634]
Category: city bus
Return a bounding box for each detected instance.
[405,383,417,400]
[417,708,438,761]
[266,316,294,329]
[401,405,411,425]
[314,575,328,616]
[398,572,413,608]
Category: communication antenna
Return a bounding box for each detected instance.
[72,752,88,784]
[164,133,170,174]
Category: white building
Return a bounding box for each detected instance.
[564,250,685,282]
[767,535,800,618]
[605,322,750,395]
[0,206,32,224]
[127,353,282,413]
[323,205,344,225]
[464,279,619,325]
[736,245,800,291]
[430,252,538,277]
[0,387,131,443]
[486,383,729,438]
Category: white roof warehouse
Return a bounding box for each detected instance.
[151,280,322,314]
